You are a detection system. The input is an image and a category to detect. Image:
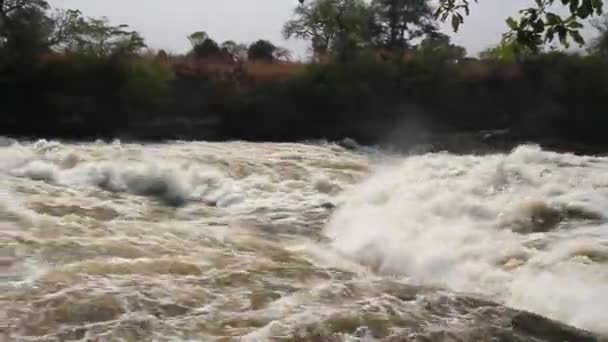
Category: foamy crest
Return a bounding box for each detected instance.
[324,145,608,333]
[13,160,60,183]
[1,140,367,213]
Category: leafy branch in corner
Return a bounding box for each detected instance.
[435,0,602,50]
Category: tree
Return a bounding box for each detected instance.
[283,0,371,61]
[588,14,608,56]
[0,7,91,61]
[187,31,232,59]
[248,39,277,61]
[0,0,50,62]
[369,0,436,51]
[187,31,208,47]
[47,9,84,48]
[273,46,293,61]
[0,5,51,63]
[111,29,146,56]
[58,15,146,57]
[283,0,339,60]
[333,0,372,60]
[0,0,48,21]
[192,37,221,58]
[220,40,248,62]
[417,32,466,62]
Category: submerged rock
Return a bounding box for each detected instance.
[320,202,336,210]
[338,138,360,151]
[511,311,603,342]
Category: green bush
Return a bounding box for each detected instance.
[121,59,175,104]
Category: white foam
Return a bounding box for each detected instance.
[324,145,608,333]
[1,140,364,213]
[4,151,228,207]
[12,160,59,183]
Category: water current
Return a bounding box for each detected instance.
[1,139,607,341]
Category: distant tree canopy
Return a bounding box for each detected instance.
[284,0,438,61]
[220,40,248,62]
[0,0,49,62]
[248,39,277,61]
[369,0,437,50]
[187,31,208,47]
[283,0,370,60]
[187,32,289,62]
[283,0,341,59]
[0,0,48,20]
[273,46,293,61]
[0,6,50,61]
[0,1,145,64]
[417,32,466,62]
[193,37,221,58]
[188,32,226,59]
[59,14,146,57]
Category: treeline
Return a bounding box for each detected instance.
[2,0,608,153]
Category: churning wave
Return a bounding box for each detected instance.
[3,142,246,207]
[11,159,210,206]
[324,145,608,334]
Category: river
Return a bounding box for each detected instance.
[1,140,607,341]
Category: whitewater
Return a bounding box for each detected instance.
[1,139,607,341]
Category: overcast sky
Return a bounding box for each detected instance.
[49,0,593,58]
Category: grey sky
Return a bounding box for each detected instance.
[49,0,594,58]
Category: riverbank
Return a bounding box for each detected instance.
[2,53,608,155]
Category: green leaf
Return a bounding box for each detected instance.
[434,8,442,19]
[569,30,585,45]
[529,8,539,21]
[557,26,568,45]
[569,0,580,14]
[451,14,462,31]
[591,0,603,14]
[506,17,518,30]
[533,19,545,32]
[545,28,555,42]
[578,0,593,17]
[546,12,562,25]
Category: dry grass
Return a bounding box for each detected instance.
[170,57,308,82]
[242,61,307,81]
[456,60,522,80]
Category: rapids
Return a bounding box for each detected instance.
[0,140,606,341]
